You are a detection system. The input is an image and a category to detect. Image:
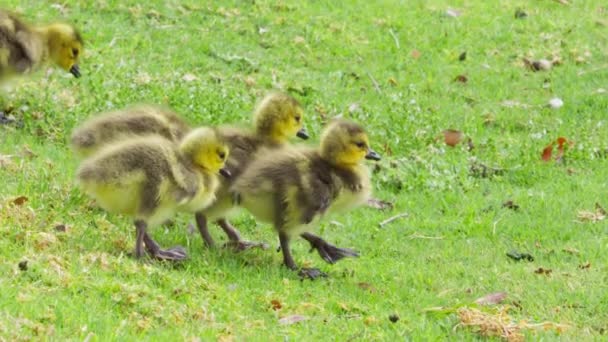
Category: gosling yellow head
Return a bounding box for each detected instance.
[0,10,83,78]
[320,119,381,168]
[180,127,230,177]
[253,92,308,144]
[39,22,84,77]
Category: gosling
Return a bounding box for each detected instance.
[77,127,230,261]
[231,119,380,278]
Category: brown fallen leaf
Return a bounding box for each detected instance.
[454,75,468,83]
[455,306,569,341]
[562,247,579,255]
[474,292,507,306]
[502,200,520,211]
[578,262,591,270]
[54,224,68,232]
[12,196,28,206]
[534,267,552,275]
[270,299,282,311]
[411,49,421,59]
[576,203,606,223]
[278,315,307,325]
[443,129,463,147]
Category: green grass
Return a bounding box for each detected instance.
[1,0,607,340]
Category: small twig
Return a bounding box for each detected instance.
[366,71,382,94]
[388,29,400,49]
[408,233,444,240]
[492,217,503,235]
[378,212,408,227]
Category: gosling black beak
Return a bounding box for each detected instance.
[69,65,81,78]
[219,168,232,178]
[365,149,381,161]
[296,128,309,140]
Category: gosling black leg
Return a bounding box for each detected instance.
[279,231,326,280]
[301,232,359,264]
[195,212,215,248]
[134,220,147,259]
[219,218,269,251]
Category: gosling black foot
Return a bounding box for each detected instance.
[223,240,270,252]
[150,246,188,261]
[142,231,188,261]
[301,233,359,264]
[0,111,15,125]
[298,267,327,280]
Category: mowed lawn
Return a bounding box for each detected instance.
[1,0,607,340]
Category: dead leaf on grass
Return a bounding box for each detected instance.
[578,262,591,270]
[270,299,282,311]
[502,200,520,211]
[523,58,552,71]
[411,49,421,59]
[541,137,573,162]
[514,8,528,19]
[534,267,552,275]
[576,203,607,223]
[562,247,579,255]
[442,129,463,147]
[454,75,468,83]
[278,315,307,325]
[12,196,28,206]
[455,306,569,341]
[474,292,507,306]
[33,232,57,250]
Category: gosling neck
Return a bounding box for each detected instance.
[31,26,51,61]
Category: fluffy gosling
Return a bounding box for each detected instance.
[77,127,230,261]
[70,104,190,158]
[231,119,380,278]
[0,9,83,79]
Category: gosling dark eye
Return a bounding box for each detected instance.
[355,142,366,149]
[72,48,79,57]
[218,152,226,159]
[294,116,301,123]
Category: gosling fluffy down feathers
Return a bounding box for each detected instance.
[231,119,380,271]
[77,127,228,225]
[0,9,83,79]
[71,105,190,158]
[232,119,375,234]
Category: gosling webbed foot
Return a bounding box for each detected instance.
[301,233,359,264]
[223,240,270,252]
[298,267,327,280]
[151,246,188,261]
[142,231,188,261]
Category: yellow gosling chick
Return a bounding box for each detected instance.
[77,127,230,261]
[70,104,190,158]
[231,119,381,278]
[0,9,83,79]
[195,91,309,250]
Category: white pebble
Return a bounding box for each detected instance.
[548,97,564,109]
